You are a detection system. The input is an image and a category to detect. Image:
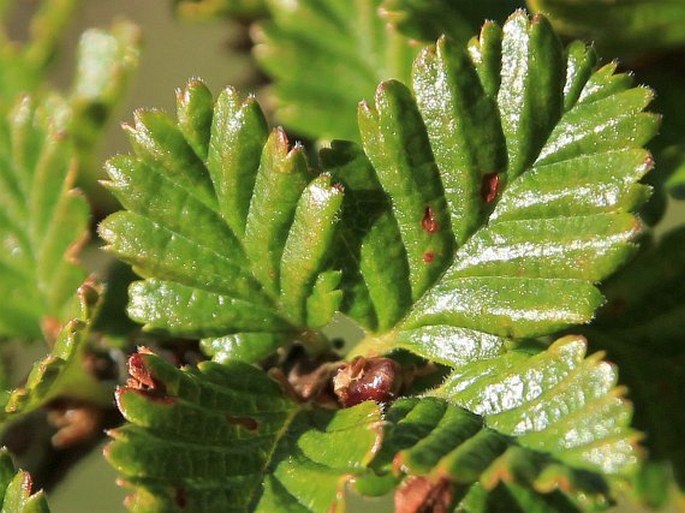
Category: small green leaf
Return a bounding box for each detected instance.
[0,95,89,339]
[0,279,111,424]
[253,0,419,141]
[107,350,382,512]
[363,389,620,511]
[0,449,50,513]
[0,0,77,105]
[100,80,345,361]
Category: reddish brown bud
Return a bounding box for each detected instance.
[333,356,401,407]
[395,476,453,513]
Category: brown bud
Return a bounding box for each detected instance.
[395,476,453,513]
[333,356,401,407]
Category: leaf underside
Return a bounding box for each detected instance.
[107,351,381,513]
[100,80,345,363]
[253,0,419,141]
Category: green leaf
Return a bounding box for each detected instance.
[352,337,636,511]
[0,278,111,425]
[0,95,89,339]
[0,449,50,513]
[330,12,657,363]
[100,80,345,362]
[381,0,525,45]
[527,0,685,57]
[364,392,618,512]
[325,12,651,502]
[107,349,382,512]
[0,0,77,106]
[253,0,420,141]
[584,227,685,497]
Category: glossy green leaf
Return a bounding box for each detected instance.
[364,394,616,512]
[107,350,382,513]
[381,0,525,45]
[0,449,50,513]
[528,0,685,57]
[253,0,419,141]
[100,80,344,362]
[434,336,638,478]
[334,12,657,364]
[0,95,89,339]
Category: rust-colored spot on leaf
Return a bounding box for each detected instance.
[422,206,439,233]
[227,416,259,431]
[422,252,434,263]
[481,172,500,204]
[395,476,453,513]
[333,357,401,407]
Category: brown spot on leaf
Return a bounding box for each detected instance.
[395,476,453,513]
[227,416,259,431]
[481,172,500,204]
[422,252,434,263]
[422,207,439,233]
[333,357,401,407]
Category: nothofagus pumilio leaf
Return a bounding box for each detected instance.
[99,80,345,363]
[100,10,661,513]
